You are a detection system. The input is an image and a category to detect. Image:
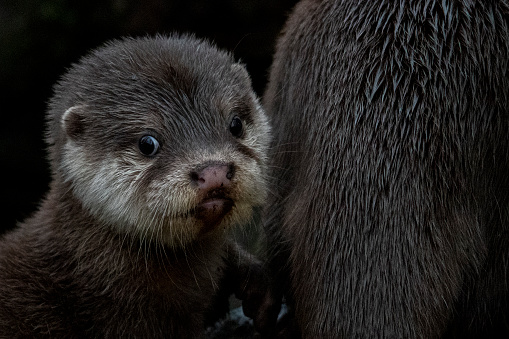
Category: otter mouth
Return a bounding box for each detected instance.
[194,190,234,233]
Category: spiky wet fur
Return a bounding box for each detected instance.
[263,0,509,337]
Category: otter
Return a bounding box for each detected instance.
[0,35,272,337]
[263,0,509,337]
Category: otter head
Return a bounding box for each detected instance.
[46,35,270,248]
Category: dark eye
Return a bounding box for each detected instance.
[230,116,243,137]
[138,135,160,156]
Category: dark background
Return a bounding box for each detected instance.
[0,0,299,234]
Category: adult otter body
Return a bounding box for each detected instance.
[264,0,509,337]
[0,35,271,337]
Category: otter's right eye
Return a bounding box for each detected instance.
[138,135,160,157]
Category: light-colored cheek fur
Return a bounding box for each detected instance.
[61,137,269,249]
[60,144,151,233]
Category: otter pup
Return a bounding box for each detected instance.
[264,0,509,337]
[0,35,271,337]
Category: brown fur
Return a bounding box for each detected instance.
[0,35,272,337]
[263,0,509,337]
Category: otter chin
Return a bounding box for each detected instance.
[0,34,274,337]
[196,198,234,230]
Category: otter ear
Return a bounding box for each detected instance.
[61,105,86,140]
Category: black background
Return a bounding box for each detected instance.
[0,0,299,234]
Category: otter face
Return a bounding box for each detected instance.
[52,36,270,248]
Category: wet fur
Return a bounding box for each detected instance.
[0,35,271,337]
[264,0,509,337]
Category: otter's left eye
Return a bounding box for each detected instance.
[230,116,243,138]
[138,135,160,157]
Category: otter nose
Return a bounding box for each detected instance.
[191,163,235,190]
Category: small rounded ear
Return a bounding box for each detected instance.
[61,105,86,140]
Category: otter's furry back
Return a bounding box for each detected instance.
[264,0,509,337]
